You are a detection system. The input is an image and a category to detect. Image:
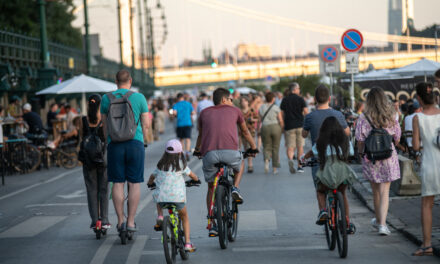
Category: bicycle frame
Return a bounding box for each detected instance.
[207,167,224,230]
[161,206,180,243]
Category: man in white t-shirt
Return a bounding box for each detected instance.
[404,100,422,147]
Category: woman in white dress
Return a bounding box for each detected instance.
[412,82,440,256]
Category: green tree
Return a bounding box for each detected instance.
[0,0,82,48]
[271,75,322,96]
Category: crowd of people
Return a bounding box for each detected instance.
[1,67,439,257]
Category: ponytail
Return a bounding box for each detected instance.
[87,94,102,124]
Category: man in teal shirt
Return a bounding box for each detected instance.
[101,69,149,233]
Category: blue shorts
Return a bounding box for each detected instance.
[176,126,192,139]
[107,140,145,183]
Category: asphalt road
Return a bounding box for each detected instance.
[0,124,438,264]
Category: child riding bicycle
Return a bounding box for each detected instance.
[147,139,200,252]
[302,116,357,234]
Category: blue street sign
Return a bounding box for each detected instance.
[341,29,363,52]
[321,46,338,62]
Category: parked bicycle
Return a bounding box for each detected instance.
[148,179,201,264]
[301,159,349,258]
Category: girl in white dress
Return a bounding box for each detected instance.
[412,82,440,256]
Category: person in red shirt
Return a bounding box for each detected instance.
[194,87,258,236]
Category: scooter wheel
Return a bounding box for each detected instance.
[102,229,107,236]
[96,231,101,240]
[120,231,127,244]
[127,231,133,240]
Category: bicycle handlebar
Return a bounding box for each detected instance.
[193,148,259,159]
[147,179,201,190]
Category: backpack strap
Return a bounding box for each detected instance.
[106,92,117,102]
[122,90,135,100]
[364,115,377,129]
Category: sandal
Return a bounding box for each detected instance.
[412,246,433,256]
[247,166,254,173]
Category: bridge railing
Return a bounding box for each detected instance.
[0,29,151,93]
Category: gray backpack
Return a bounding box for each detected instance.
[106,90,138,142]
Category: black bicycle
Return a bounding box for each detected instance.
[301,159,348,258]
[148,179,201,264]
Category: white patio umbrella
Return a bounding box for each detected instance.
[236,87,257,94]
[392,58,440,81]
[36,74,117,113]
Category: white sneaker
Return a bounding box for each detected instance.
[378,225,391,236]
[264,160,269,173]
[371,218,378,229]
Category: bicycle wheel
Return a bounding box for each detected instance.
[178,222,189,260]
[335,192,348,258]
[325,194,336,250]
[162,216,177,264]
[228,202,239,242]
[60,151,78,169]
[216,185,229,249]
[12,144,41,173]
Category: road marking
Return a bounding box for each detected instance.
[0,168,81,201]
[57,190,86,199]
[0,216,67,238]
[142,250,162,255]
[232,245,327,252]
[135,193,153,217]
[239,210,277,231]
[126,235,149,264]
[25,203,87,208]
[89,236,117,264]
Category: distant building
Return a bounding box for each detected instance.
[236,43,271,61]
[388,0,414,47]
[137,55,161,70]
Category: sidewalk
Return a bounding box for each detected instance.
[349,164,440,257]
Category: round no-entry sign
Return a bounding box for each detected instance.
[341,29,363,52]
[321,46,339,62]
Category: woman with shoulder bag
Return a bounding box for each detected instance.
[411,82,440,256]
[355,87,401,236]
[259,92,284,174]
[80,94,110,231]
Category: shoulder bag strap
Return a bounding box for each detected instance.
[261,103,275,124]
[364,115,377,129]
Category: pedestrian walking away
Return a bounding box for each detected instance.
[355,87,401,236]
[411,82,440,256]
[240,96,259,173]
[78,94,110,233]
[281,82,308,174]
[302,84,350,225]
[194,87,258,237]
[172,93,195,160]
[100,69,150,237]
[259,92,284,174]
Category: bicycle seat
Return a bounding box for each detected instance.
[214,162,228,168]
[160,203,178,209]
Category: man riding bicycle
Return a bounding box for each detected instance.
[194,87,258,236]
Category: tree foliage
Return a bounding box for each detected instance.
[271,75,322,96]
[0,0,82,48]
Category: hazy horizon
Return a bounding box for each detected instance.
[73,0,440,67]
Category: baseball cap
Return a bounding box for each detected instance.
[165,139,183,154]
[413,99,420,109]
[23,103,31,111]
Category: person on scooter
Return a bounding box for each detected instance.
[79,94,110,231]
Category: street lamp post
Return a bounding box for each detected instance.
[83,0,91,74]
[38,0,50,68]
[117,0,123,69]
[435,25,440,62]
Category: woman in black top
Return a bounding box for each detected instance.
[80,94,110,229]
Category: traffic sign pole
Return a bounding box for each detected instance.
[350,73,355,110]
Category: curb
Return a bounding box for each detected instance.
[349,179,440,257]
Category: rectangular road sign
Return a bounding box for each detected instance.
[318,44,341,74]
[346,52,359,74]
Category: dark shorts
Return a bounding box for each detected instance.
[107,140,145,183]
[176,126,192,139]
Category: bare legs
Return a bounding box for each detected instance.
[112,182,140,228]
[421,196,435,248]
[370,182,391,226]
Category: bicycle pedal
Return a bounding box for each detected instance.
[235,200,243,204]
[154,225,162,231]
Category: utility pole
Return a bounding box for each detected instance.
[117,0,123,69]
[38,0,50,68]
[129,0,135,77]
[83,0,91,74]
[137,0,145,88]
[148,8,156,89]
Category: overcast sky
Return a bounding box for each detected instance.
[73,0,440,67]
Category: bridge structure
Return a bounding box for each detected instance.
[155,49,438,88]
